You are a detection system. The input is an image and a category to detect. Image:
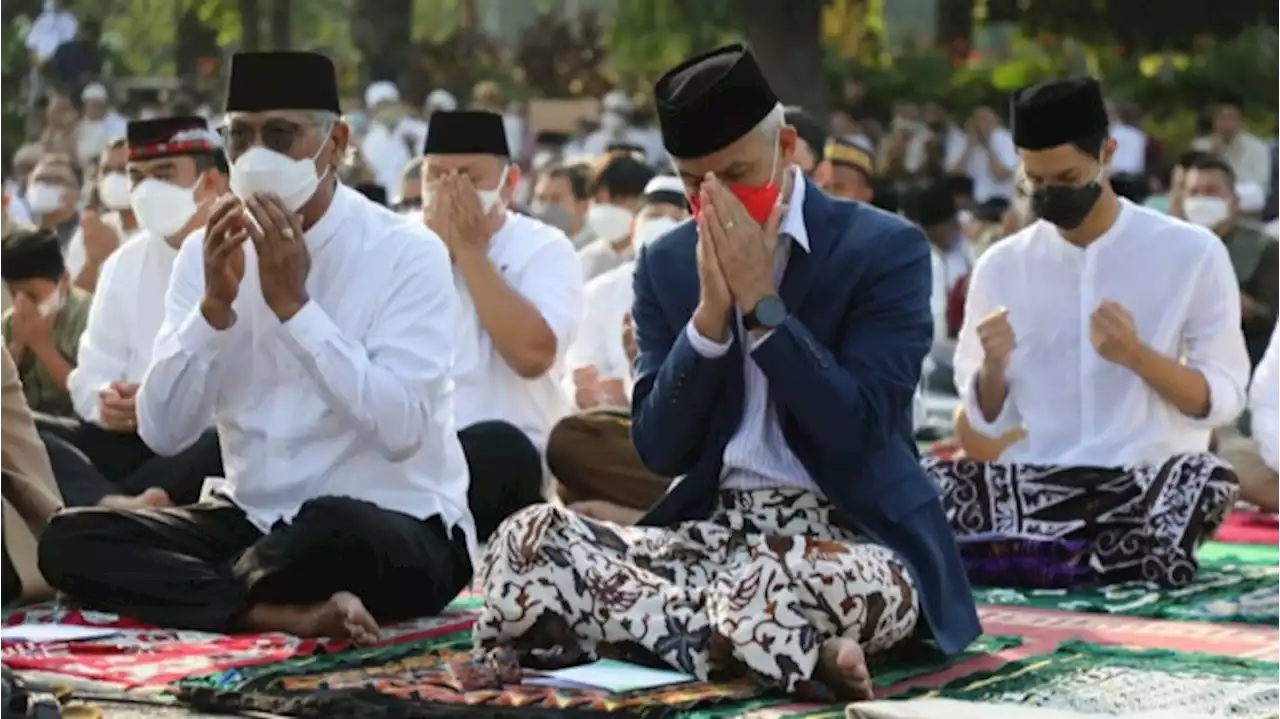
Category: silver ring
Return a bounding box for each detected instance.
[281,228,295,240]
[724,220,735,230]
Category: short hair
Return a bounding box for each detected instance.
[590,155,655,200]
[1188,156,1237,187]
[544,162,590,201]
[36,154,82,187]
[193,149,229,176]
[401,156,424,183]
[1,225,65,282]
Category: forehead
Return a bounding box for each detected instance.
[831,164,870,183]
[1185,167,1231,187]
[32,163,75,183]
[1017,145,1088,177]
[227,110,314,125]
[671,131,770,178]
[424,154,500,174]
[127,155,195,174]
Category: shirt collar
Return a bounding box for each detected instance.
[306,182,353,253]
[779,166,810,253]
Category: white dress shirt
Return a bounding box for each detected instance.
[1249,326,1279,472]
[63,211,134,281]
[955,200,1250,466]
[566,260,636,386]
[452,212,583,451]
[1108,123,1148,176]
[687,168,821,493]
[137,186,475,561]
[67,230,176,424]
[1192,133,1274,189]
[361,118,425,196]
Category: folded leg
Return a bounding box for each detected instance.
[460,420,545,541]
[38,430,114,507]
[116,428,224,506]
[37,503,263,630]
[234,495,472,622]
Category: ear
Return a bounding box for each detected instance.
[328,121,352,171]
[504,163,522,193]
[778,125,799,166]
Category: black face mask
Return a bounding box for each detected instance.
[1031,176,1103,230]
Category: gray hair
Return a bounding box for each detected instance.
[222,110,341,129]
[755,102,787,138]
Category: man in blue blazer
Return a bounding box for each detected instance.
[474,44,979,701]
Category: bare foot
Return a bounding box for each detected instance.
[301,592,381,645]
[98,487,172,510]
[817,637,873,700]
[569,500,642,525]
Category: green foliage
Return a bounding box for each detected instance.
[1,14,35,171]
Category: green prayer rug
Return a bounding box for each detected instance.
[972,553,1279,624]
[902,640,1280,717]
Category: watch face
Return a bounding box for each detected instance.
[757,297,787,327]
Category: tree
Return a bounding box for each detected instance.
[270,0,292,50]
[737,0,829,116]
[350,0,414,86]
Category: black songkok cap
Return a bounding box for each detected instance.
[423,111,510,157]
[785,106,827,162]
[1011,76,1108,151]
[654,43,779,159]
[1,226,64,282]
[225,51,340,114]
[126,116,218,161]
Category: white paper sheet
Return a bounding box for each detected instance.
[2,624,120,644]
[523,659,695,693]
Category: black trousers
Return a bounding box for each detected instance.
[38,431,116,507]
[458,420,544,541]
[34,415,223,506]
[37,495,472,632]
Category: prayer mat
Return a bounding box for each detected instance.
[1,601,476,686]
[174,628,1021,718]
[900,640,1279,716]
[924,454,1237,588]
[1216,509,1280,545]
[1198,540,1278,565]
[971,554,1279,625]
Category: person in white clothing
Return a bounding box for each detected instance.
[40,116,230,511]
[74,83,128,170]
[38,51,473,642]
[1191,94,1273,190]
[548,176,689,522]
[934,77,1249,590]
[67,138,139,291]
[359,81,426,197]
[422,110,583,541]
[952,106,1018,203]
[577,154,656,282]
[24,0,77,68]
[1218,325,1279,512]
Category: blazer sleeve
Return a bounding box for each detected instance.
[751,225,932,455]
[1,347,63,521]
[629,245,734,477]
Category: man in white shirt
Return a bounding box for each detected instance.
[1105,99,1147,178]
[68,137,139,291]
[1219,326,1279,512]
[906,182,972,391]
[41,117,230,511]
[577,155,655,282]
[581,90,651,161]
[38,52,473,642]
[360,81,426,197]
[421,111,583,542]
[74,82,127,170]
[24,0,77,68]
[1191,94,1272,190]
[531,163,592,248]
[477,44,978,699]
[549,175,689,523]
[952,106,1018,203]
[938,77,1249,590]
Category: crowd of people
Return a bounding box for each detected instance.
[1,22,1278,703]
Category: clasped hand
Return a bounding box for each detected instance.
[202,193,310,324]
[695,174,785,316]
[423,173,502,261]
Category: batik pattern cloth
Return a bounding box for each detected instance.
[474,489,920,699]
[923,452,1238,588]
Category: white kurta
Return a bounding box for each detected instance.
[955,200,1250,466]
[136,186,476,562]
[67,230,177,424]
[1249,326,1279,472]
[565,260,635,385]
[452,212,584,451]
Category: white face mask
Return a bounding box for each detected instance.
[131,178,199,239]
[423,164,510,215]
[25,182,64,214]
[587,202,634,243]
[230,133,332,212]
[1182,196,1231,230]
[36,289,64,318]
[631,215,679,250]
[97,172,132,211]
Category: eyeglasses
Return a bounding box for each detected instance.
[220,119,325,156]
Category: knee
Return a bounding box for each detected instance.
[488,503,571,554]
[37,508,104,587]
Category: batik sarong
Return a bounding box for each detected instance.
[923,452,1238,588]
[475,489,919,698]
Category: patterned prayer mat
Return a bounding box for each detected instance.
[901,640,1280,716]
[1216,510,1280,545]
[972,554,1280,625]
[174,630,1021,717]
[1,601,476,686]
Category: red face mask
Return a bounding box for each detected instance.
[688,140,783,224]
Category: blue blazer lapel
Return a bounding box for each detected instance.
[776,178,836,312]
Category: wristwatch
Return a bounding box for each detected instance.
[744,296,787,331]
